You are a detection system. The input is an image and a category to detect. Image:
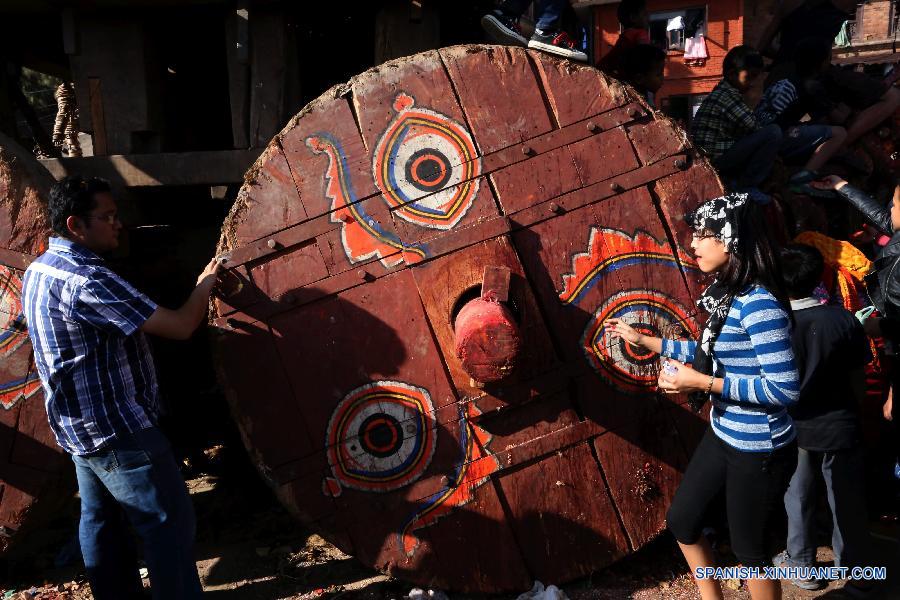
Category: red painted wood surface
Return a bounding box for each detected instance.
[213,45,723,593]
[0,133,70,556]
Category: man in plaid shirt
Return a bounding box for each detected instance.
[22,176,220,599]
[692,46,783,204]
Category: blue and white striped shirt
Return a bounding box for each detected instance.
[22,237,159,455]
[662,285,800,452]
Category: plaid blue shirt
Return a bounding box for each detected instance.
[22,237,160,455]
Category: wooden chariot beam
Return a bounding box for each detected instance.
[39,149,265,187]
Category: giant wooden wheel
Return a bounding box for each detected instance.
[212,46,723,592]
[0,133,69,556]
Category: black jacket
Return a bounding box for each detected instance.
[839,184,900,349]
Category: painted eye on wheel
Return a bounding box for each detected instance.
[323,380,436,496]
[581,290,698,394]
[372,93,480,230]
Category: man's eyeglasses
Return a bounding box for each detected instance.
[86,213,120,225]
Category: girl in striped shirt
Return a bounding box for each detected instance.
[608,193,799,600]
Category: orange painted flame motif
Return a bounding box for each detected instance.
[306,134,428,268]
[398,401,498,557]
[558,228,700,394]
[0,266,41,410]
[558,227,697,306]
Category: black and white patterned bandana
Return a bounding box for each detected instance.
[687,192,748,252]
[685,193,747,411]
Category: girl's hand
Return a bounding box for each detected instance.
[606,318,643,347]
[885,387,893,422]
[811,174,848,192]
[657,359,707,394]
[864,316,883,338]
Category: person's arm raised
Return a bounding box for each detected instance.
[141,258,221,340]
[606,318,663,354]
[814,175,893,235]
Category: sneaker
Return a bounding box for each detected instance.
[527,29,588,62]
[773,550,826,591]
[481,10,527,46]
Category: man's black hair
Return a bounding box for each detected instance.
[781,243,825,299]
[617,0,646,27]
[722,45,764,76]
[620,44,666,80]
[48,175,111,237]
[793,36,832,77]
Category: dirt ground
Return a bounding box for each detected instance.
[2,446,899,600]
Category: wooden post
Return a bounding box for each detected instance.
[226,3,251,149]
[88,78,107,156]
[374,0,440,65]
[249,8,287,148]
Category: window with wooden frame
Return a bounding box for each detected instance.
[648,6,706,52]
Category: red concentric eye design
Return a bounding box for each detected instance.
[323,380,436,496]
[620,324,660,364]
[581,290,698,394]
[372,92,480,230]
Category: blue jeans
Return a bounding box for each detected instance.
[783,446,872,568]
[779,124,833,165]
[499,0,564,31]
[72,427,203,600]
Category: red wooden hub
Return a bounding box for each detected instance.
[453,297,521,383]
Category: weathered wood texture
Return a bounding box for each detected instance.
[212,46,722,593]
[0,133,70,556]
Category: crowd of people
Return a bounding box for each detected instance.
[484,1,899,599]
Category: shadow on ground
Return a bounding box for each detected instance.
[2,441,898,600]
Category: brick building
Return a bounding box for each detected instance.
[588,0,773,124]
[585,0,898,123]
[833,0,898,65]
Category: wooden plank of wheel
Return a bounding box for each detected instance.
[213,45,723,593]
[0,133,70,556]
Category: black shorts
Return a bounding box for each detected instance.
[666,427,798,568]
